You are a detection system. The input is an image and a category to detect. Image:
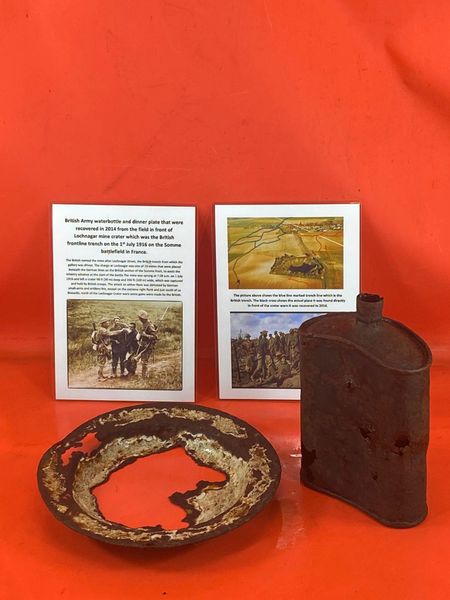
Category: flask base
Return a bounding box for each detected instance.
[300,472,428,528]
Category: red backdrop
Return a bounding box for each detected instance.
[1,2,450,599]
[2,0,450,368]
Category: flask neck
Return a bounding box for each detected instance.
[356,293,384,324]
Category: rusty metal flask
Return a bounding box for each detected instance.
[299,293,432,527]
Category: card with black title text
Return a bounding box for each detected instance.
[52,204,196,401]
[215,203,360,400]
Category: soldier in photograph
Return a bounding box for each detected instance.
[137,309,158,378]
[126,322,139,355]
[109,315,129,378]
[92,317,112,382]
[288,328,300,372]
[268,332,278,358]
[251,330,269,382]
[241,333,255,376]
[274,352,292,386]
[279,331,287,355]
[261,353,278,386]
[273,330,281,353]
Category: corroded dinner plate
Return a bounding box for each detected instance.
[37,403,281,547]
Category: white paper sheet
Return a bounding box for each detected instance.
[53,204,196,401]
[215,203,360,399]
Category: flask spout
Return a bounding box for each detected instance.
[356,293,384,324]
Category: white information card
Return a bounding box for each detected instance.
[215,203,360,400]
[53,204,196,402]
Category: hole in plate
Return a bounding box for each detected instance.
[61,432,101,466]
[93,447,227,530]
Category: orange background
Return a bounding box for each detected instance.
[1,1,450,599]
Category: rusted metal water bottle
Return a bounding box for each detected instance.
[299,293,432,527]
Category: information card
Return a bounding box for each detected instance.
[215,203,360,400]
[53,204,195,401]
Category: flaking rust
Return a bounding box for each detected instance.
[299,293,432,528]
[38,403,281,547]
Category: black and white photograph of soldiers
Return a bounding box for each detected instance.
[67,300,182,390]
[230,312,319,389]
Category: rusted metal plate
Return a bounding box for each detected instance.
[37,403,281,547]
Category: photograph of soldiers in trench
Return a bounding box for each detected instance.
[230,312,319,389]
[67,300,182,390]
